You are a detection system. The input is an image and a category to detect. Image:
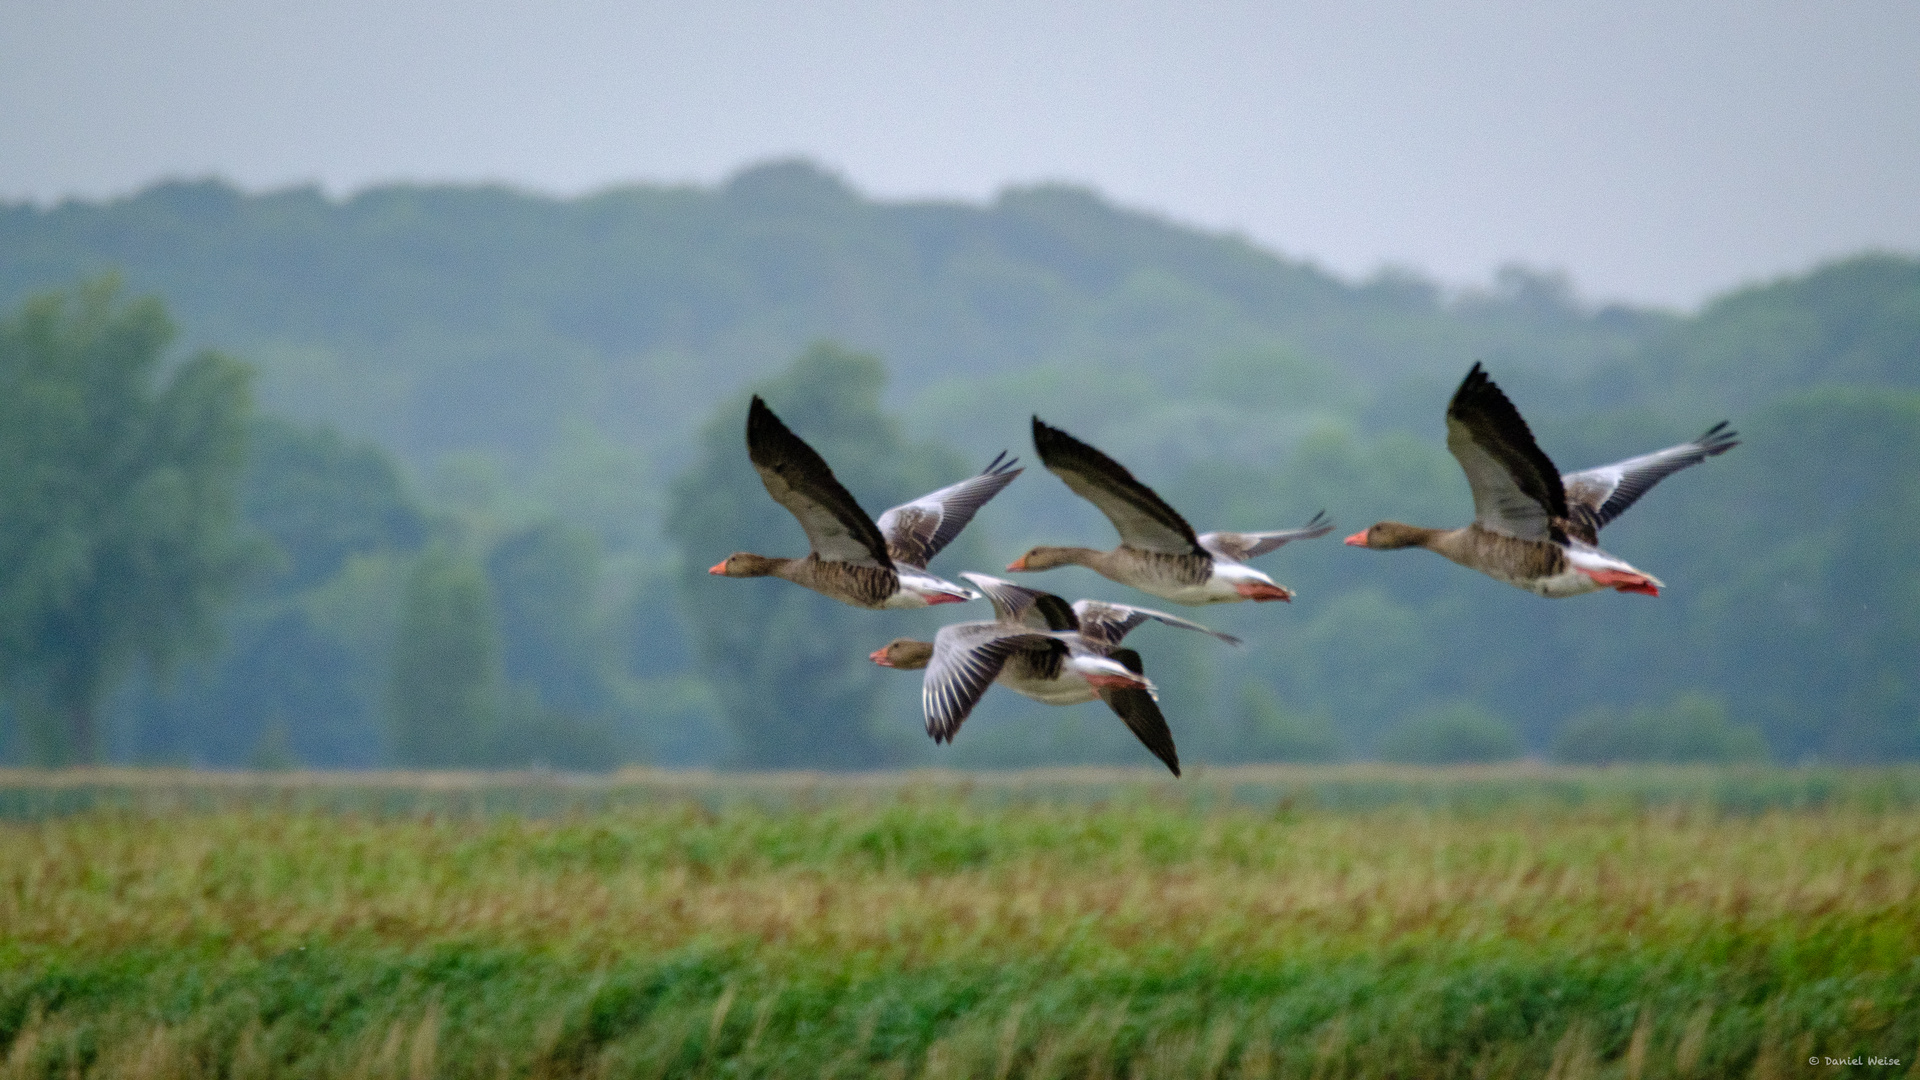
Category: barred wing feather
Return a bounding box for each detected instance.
[922,625,1063,743]
[1032,417,1203,556]
[1444,364,1567,542]
[1198,509,1333,562]
[1070,600,1241,647]
[877,452,1023,568]
[1561,422,1739,539]
[746,396,894,569]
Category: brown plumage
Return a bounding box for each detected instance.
[1009,544,1215,594]
[871,630,1179,777]
[710,396,1012,609]
[711,551,902,609]
[866,574,1237,777]
[1345,363,1737,598]
[1011,418,1327,605]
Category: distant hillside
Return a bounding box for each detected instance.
[0,161,1662,474]
[4,164,1917,769]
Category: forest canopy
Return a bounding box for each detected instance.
[1,163,1914,767]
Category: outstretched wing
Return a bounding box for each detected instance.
[1032,417,1204,556]
[1444,363,1566,542]
[1197,510,1333,562]
[923,624,1063,743]
[1096,648,1180,776]
[747,396,893,569]
[961,573,1080,631]
[1561,422,1739,538]
[1070,600,1241,647]
[876,452,1023,568]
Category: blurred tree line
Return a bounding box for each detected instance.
[0,164,1915,767]
[0,282,255,764]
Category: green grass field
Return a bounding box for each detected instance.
[0,766,1916,1078]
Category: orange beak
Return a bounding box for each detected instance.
[1579,568,1661,597]
[1234,582,1293,602]
[869,646,893,666]
[1006,556,1029,571]
[708,560,729,575]
[1343,530,1369,547]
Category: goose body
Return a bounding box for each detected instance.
[1009,418,1329,605]
[710,396,1021,609]
[869,574,1239,775]
[1345,364,1737,597]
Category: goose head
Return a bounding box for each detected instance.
[1344,523,1433,550]
[709,552,782,577]
[868,639,934,670]
[1006,546,1092,572]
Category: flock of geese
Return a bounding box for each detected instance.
[710,363,1738,775]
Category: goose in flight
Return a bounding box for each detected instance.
[1344,363,1738,597]
[709,395,1021,608]
[1007,417,1330,605]
[870,573,1239,775]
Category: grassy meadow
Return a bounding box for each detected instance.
[0,766,1916,1078]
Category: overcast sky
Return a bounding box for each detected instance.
[3,0,1917,307]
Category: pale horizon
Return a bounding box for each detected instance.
[4,0,1917,308]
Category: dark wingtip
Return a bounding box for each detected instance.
[1448,362,1494,415]
[746,393,779,432]
[1034,593,1080,633]
[1031,416,1104,466]
[1032,416,1076,443]
[1166,758,1181,777]
[1031,416,1071,459]
[1456,360,1490,393]
[745,394,794,458]
[746,395,765,442]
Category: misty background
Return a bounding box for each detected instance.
[0,3,1915,768]
[3,166,1915,769]
[5,1,1919,307]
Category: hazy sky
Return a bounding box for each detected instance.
[4,0,1917,307]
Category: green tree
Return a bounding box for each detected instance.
[487,519,605,714]
[1234,683,1345,763]
[242,417,427,594]
[1378,702,1524,765]
[112,418,429,768]
[387,547,501,767]
[481,518,626,769]
[1552,693,1769,765]
[0,281,256,764]
[666,344,968,769]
